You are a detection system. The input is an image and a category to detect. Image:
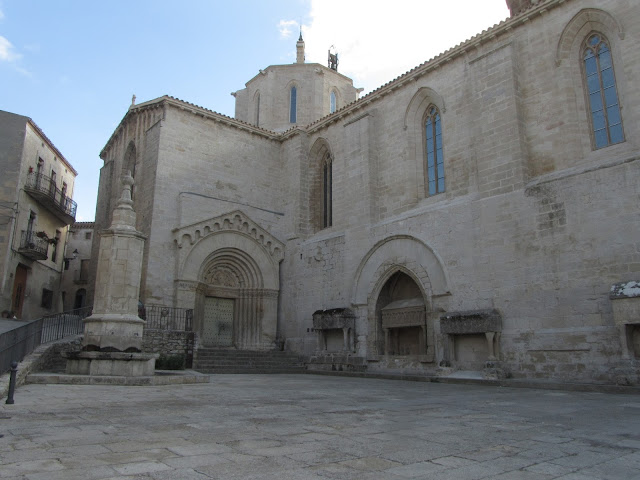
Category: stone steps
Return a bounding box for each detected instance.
[194,348,306,374]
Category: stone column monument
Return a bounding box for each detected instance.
[65,172,156,376]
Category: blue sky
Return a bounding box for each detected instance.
[0,0,509,221]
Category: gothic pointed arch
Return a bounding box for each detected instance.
[556,8,624,67]
[351,234,449,306]
[553,8,629,155]
[307,137,334,233]
[351,235,448,359]
[405,87,447,199]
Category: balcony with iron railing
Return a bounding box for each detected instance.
[24,172,77,224]
[17,230,48,260]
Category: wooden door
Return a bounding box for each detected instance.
[11,265,28,318]
[202,297,234,347]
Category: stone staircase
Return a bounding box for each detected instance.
[194,348,307,374]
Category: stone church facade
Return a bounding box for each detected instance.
[92,0,640,384]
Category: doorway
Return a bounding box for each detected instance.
[11,264,29,318]
[202,296,234,347]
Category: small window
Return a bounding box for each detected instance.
[290,86,297,123]
[330,91,337,114]
[583,33,624,149]
[85,231,92,240]
[425,106,445,195]
[41,288,53,309]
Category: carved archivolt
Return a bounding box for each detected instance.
[199,247,262,289]
[173,210,284,262]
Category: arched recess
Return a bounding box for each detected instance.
[404,87,446,199]
[351,235,450,358]
[174,210,284,350]
[306,137,334,233]
[556,8,624,67]
[351,235,449,305]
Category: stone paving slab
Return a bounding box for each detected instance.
[1,374,640,479]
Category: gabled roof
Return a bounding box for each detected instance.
[100,95,281,156]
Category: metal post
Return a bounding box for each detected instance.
[6,361,18,405]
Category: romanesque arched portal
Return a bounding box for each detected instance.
[173,211,284,350]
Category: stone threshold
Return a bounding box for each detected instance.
[25,370,210,386]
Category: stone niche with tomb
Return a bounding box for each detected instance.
[439,309,502,370]
[381,298,431,360]
[610,281,640,360]
[313,308,355,353]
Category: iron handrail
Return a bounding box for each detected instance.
[24,171,77,218]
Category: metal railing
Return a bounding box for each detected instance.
[0,307,91,374]
[40,306,91,343]
[18,230,49,259]
[24,171,77,219]
[0,318,42,374]
[144,305,193,331]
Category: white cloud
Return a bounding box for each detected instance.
[0,35,20,62]
[278,19,299,39]
[302,0,509,95]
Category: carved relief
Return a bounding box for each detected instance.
[203,266,240,287]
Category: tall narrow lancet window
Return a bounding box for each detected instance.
[255,93,260,126]
[323,153,332,228]
[290,86,297,123]
[425,106,444,195]
[330,91,337,114]
[583,33,624,149]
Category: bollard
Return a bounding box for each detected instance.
[5,361,17,405]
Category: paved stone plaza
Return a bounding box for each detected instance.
[1,375,640,479]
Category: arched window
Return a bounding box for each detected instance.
[255,93,260,126]
[323,153,332,228]
[330,91,337,114]
[290,86,297,123]
[583,33,624,149]
[425,106,444,195]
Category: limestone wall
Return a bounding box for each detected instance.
[144,105,285,304]
[92,0,640,384]
[278,0,640,383]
